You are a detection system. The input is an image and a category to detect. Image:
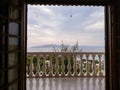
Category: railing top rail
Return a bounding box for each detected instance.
[27,52,105,55]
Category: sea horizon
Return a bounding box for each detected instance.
[27,44,105,52]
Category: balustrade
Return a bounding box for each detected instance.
[26,52,105,78]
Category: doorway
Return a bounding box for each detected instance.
[26,5,105,90]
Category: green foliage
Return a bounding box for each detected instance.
[26,56,30,66]
[95,60,99,64]
[52,41,82,52]
[60,41,69,52]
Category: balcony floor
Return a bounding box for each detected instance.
[27,77,105,90]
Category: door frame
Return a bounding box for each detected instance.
[25,1,116,90]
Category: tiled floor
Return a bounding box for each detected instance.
[26,77,105,90]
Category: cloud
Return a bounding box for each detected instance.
[85,21,104,32]
[27,5,105,47]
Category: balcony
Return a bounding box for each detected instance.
[26,52,105,90]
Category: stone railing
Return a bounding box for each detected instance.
[26,52,105,78]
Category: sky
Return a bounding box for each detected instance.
[27,5,105,47]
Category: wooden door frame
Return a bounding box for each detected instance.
[25,1,117,90]
[105,5,113,90]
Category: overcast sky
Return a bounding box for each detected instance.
[27,5,105,47]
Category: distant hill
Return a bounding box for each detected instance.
[31,44,60,48]
[27,44,104,52]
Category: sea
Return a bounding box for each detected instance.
[27,45,105,52]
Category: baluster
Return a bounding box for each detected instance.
[42,55,46,77]
[103,54,105,76]
[98,54,103,76]
[61,54,65,76]
[39,55,43,76]
[92,54,96,76]
[67,54,71,76]
[80,54,84,76]
[26,65,28,77]
[45,55,50,76]
[49,54,53,77]
[35,55,40,77]
[86,54,90,76]
[73,54,78,76]
[29,55,34,77]
[55,54,59,76]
